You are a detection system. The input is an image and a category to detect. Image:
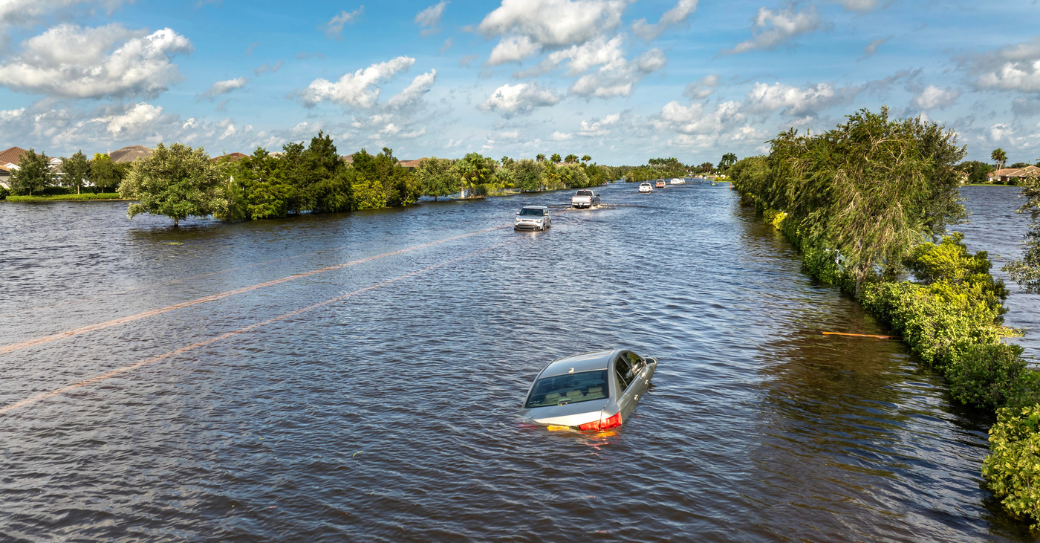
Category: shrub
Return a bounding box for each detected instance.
[948,343,1027,409]
[983,404,1040,528]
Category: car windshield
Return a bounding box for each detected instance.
[525,370,609,408]
[519,208,544,216]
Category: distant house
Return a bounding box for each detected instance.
[211,152,248,163]
[397,158,426,171]
[0,147,28,189]
[109,145,154,164]
[987,165,1040,183]
[341,154,354,164]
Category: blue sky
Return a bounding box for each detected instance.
[0,0,1037,165]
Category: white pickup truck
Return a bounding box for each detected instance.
[571,189,601,209]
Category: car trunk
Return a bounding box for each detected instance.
[524,400,608,426]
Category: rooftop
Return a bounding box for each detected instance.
[0,146,27,167]
[110,145,154,164]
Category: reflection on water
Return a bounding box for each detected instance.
[0,184,1037,541]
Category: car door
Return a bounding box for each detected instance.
[622,351,650,402]
[613,354,638,420]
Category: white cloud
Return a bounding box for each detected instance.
[743,81,855,116]
[416,1,448,36]
[480,82,561,116]
[385,70,437,109]
[487,35,542,65]
[861,37,889,59]
[0,0,126,39]
[0,108,26,122]
[684,74,719,99]
[970,37,1040,93]
[324,6,364,40]
[910,85,960,110]
[479,0,627,63]
[722,6,821,55]
[632,0,698,40]
[577,112,620,136]
[570,48,666,98]
[547,35,624,75]
[0,24,192,99]
[200,77,247,100]
[95,102,163,136]
[551,130,573,140]
[400,128,426,138]
[297,56,415,108]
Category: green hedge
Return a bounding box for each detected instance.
[5,192,126,202]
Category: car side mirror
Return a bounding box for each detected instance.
[516,211,520,215]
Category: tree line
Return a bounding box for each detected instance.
[113,131,623,225]
[3,149,126,197]
[728,106,1040,528]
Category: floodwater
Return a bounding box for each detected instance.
[0,183,1037,541]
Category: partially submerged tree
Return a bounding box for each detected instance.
[1004,174,1040,293]
[89,153,122,193]
[10,149,52,196]
[119,143,227,226]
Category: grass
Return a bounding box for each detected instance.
[5,193,127,202]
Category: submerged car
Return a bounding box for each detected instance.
[638,183,653,193]
[571,189,601,209]
[520,349,657,432]
[514,206,551,231]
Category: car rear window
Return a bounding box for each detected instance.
[576,190,591,196]
[525,370,609,408]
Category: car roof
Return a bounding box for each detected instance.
[521,205,548,209]
[540,349,619,378]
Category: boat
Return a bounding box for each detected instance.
[670,178,686,185]
[655,180,666,189]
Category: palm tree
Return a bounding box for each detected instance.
[564,154,578,164]
[718,152,738,171]
[992,148,1008,171]
[536,153,546,162]
[581,154,591,165]
[550,153,562,163]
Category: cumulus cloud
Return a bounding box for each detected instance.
[199,77,247,100]
[416,1,448,36]
[910,85,960,110]
[577,113,620,136]
[480,83,561,116]
[743,81,856,116]
[684,74,719,99]
[0,0,126,40]
[632,0,698,40]
[967,36,1040,93]
[0,24,192,99]
[95,102,163,136]
[487,35,542,65]
[297,56,415,108]
[722,6,821,55]
[570,48,666,98]
[479,0,627,64]
[385,70,437,109]
[324,6,364,40]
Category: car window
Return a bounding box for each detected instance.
[525,370,610,408]
[615,355,633,392]
[519,208,542,216]
[624,352,645,373]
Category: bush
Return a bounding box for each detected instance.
[0,186,8,200]
[948,343,1027,409]
[983,404,1040,528]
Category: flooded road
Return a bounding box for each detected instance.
[1,183,1037,541]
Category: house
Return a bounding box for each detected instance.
[987,165,1040,184]
[109,145,154,163]
[0,146,27,189]
[341,154,354,164]
[397,158,426,171]
[211,152,248,162]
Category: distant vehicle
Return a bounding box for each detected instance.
[638,182,653,193]
[514,205,551,231]
[670,178,685,185]
[655,180,666,189]
[520,349,658,432]
[571,189,600,209]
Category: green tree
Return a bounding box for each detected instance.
[119,143,227,227]
[564,153,578,164]
[550,153,562,163]
[698,161,714,173]
[234,148,293,219]
[956,160,994,184]
[717,152,738,171]
[536,153,546,162]
[59,150,90,194]
[452,152,496,197]
[10,149,52,196]
[581,154,591,165]
[513,159,546,192]
[89,154,122,193]
[1004,173,1040,293]
[415,157,458,200]
[992,148,1008,171]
